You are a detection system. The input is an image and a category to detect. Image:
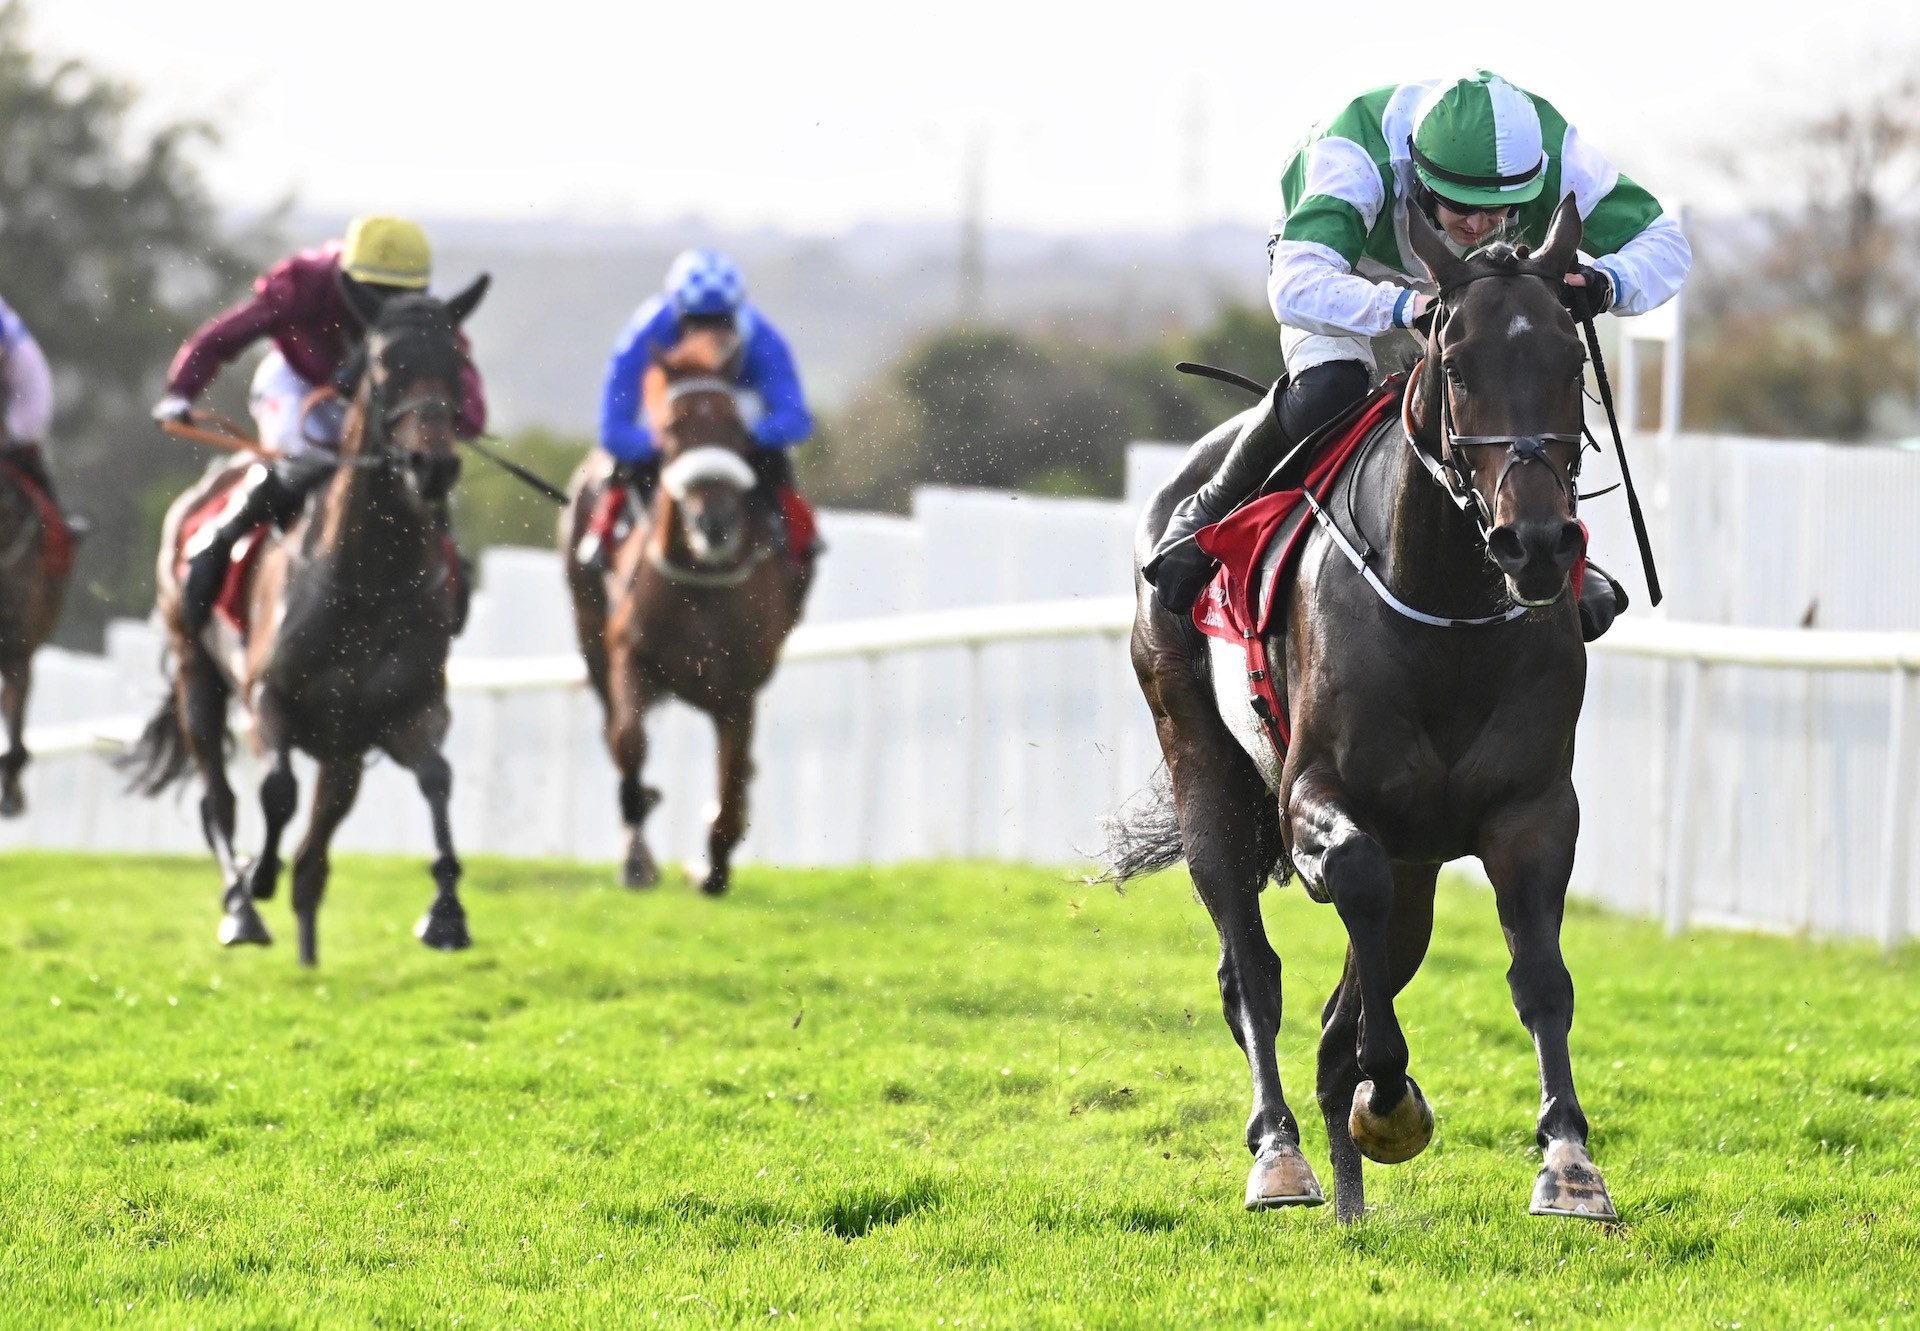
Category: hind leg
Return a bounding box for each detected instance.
[0,657,28,817]
[290,759,363,967]
[1290,769,1432,1176]
[173,649,268,946]
[607,659,660,889]
[1154,698,1321,1211]
[697,703,754,896]
[383,702,470,952]
[1315,863,1438,1222]
[1479,787,1615,1220]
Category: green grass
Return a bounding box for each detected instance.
[2,853,1918,1329]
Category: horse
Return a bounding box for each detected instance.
[562,328,807,895]
[1107,195,1615,1224]
[123,277,489,966]
[0,346,70,817]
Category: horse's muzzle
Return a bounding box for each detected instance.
[1489,517,1583,607]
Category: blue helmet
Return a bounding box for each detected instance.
[664,248,746,318]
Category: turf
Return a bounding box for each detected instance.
[1,852,1917,1329]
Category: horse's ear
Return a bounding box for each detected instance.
[445,273,490,327]
[1532,194,1584,277]
[1405,200,1467,291]
[339,274,384,329]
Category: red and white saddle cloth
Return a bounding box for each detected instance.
[1,455,73,578]
[1189,376,1407,759]
[173,475,463,636]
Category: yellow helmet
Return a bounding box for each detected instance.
[341,215,432,289]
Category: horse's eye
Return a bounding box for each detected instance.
[1443,361,1464,386]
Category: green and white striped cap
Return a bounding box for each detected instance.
[1410,71,1546,208]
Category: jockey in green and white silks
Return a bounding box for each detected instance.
[1145,70,1691,641]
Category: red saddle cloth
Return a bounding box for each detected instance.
[779,487,819,564]
[2,458,73,579]
[175,477,463,635]
[1190,377,1406,757]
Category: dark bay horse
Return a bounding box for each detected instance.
[0,351,70,817]
[125,278,488,965]
[1110,196,1614,1223]
[562,329,806,894]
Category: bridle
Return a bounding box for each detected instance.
[1407,269,1589,542]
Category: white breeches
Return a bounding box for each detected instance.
[249,351,341,458]
[1280,324,1378,378]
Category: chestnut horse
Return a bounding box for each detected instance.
[1108,197,1616,1223]
[0,347,69,817]
[562,329,806,894]
[124,278,488,965]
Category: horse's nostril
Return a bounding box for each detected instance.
[1488,526,1527,573]
[1554,520,1585,571]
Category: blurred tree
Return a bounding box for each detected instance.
[803,305,1287,510]
[0,1,266,643]
[1687,68,1920,440]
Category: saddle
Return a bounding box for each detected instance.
[1190,376,1407,758]
[1,456,74,578]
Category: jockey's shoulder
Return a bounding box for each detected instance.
[255,240,346,302]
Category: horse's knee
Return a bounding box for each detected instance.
[1507,956,1575,1032]
[1324,832,1393,925]
[415,752,452,804]
[260,764,297,826]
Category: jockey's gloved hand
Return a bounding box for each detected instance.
[151,394,194,425]
[1560,264,1614,321]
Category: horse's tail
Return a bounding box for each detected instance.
[1090,765,1186,887]
[116,687,195,797]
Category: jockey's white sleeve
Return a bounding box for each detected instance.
[1267,239,1408,339]
[5,333,53,443]
[1593,213,1692,318]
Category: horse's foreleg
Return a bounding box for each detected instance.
[699,704,755,896]
[243,698,298,903]
[607,661,659,890]
[1314,863,1438,1223]
[1478,788,1614,1220]
[0,658,28,817]
[289,759,363,968]
[1159,711,1321,1211]
[1289,769,1434,1175]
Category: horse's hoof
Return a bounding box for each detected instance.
[0,787,22,818]
[218,901,273,947]
[1530,1140,1617,1220]
[1350,1077,1434,1164]
[693,861,729,897]
[1244,1143,1325,1210]
[621,850,660,890]
[415,908,472,952]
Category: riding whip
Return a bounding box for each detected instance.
[1577,314,1663,607]
[159,409,281,460]
[462,436,570,507]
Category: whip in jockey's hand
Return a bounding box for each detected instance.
[581,249,820,575]
[1143,70,1690,643]
[160,216,490,633]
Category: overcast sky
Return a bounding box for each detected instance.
[32,0,1907,234]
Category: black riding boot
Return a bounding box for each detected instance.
[1142,382,1298,615]
[181,466,302,632]
[1,443,85,538]
[1578,561,1629,643]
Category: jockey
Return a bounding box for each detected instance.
[578,248,815,571]
[153,216,487,631]
[1144,71,1691,641]
[0,295,79,538]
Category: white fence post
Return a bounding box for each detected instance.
[1663,660,1708,936]
[1878,667,1918,950]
